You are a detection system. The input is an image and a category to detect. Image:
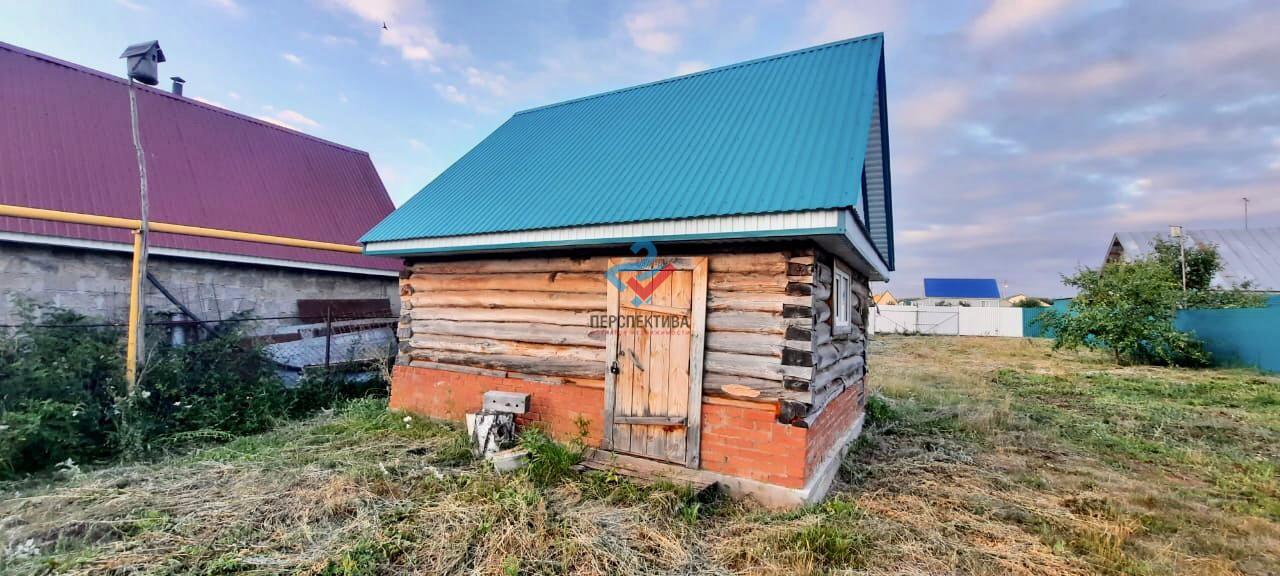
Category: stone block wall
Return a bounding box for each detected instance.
[0,241,398,332]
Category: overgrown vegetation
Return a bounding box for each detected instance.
[1042,239,1265,366]
[0,304,387,478]
[1,336,1276,574]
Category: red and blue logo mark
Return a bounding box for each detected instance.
[606,241,676,306]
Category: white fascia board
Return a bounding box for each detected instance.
[362,208,891,281]
[0,231,398,277]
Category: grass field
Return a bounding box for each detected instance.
[1,336,1276,575]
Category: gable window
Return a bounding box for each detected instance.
[831,261,852,334]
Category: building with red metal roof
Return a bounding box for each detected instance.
[0,41,399,328]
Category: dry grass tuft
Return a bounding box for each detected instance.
[1,337,1277,575]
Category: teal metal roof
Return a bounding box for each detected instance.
[362,33,887,244]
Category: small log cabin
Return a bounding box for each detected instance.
[362,33,895,506]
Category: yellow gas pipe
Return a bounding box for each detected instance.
[0,204,367,386]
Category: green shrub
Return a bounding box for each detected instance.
[519,427,584,486]
[0,304,389,478]
[288,366,389,418]
[0,305,123,477]
[122,328,288,453]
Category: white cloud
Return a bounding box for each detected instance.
[1108,103,1175,125]
[1120,177,1152,198]
[969,0,1071,46]
[408,138,426,150]
[896,85,969,131]
[327,0,466,63]
[675,61,708,75]
[227,91,241,101]
[204,0,242,16]
[114,0,145,12]
[433,83,467,105]
[465,67,508,97]
[192,96,225,108]
[281,52,304,66]
[1216,93,1280,114]
[257,108,320,131]
[623,1,689,54]
[1017,60,1139,96]
[804,0,901,44]
[339,92,349,104]
[962,124,1025,154]
[320,34,357,47]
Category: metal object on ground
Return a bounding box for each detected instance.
[483,391,530,414]
[489,448,529,473]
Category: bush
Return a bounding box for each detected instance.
[0,304,389,478]
[519,427,585,486]
[121,328,289,453]
[1042,240,1264,367]
[0,305,122,477]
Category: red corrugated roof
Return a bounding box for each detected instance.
[0,41,399,273]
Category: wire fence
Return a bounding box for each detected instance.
[0,309,400,385]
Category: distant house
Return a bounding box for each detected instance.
[1106,228,1279,293]
[919,278,1002,307]
[872,291,898,306]
[1004,293,1048,307]
[0,41,400,330]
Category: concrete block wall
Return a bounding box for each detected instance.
[0,241,397,331]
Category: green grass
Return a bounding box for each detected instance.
[2,338,1278,575]
[992,368,1280,520]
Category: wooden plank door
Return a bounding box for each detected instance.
[604,257,707,468]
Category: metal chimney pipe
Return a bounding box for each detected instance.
[170,76,185,96]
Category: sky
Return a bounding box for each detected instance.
[2,0,1278,297]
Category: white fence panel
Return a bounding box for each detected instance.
[869,305,1024,337]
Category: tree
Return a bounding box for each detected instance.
[1040,241,1263,367]
[1149,238,1262,308]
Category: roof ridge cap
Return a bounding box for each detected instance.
[511,32,883,117]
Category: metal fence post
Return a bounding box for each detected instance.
[324,307,333,373]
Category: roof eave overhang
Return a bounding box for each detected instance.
[363,209,891,281]
[0,231,399,277]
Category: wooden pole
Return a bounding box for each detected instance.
[126,78,150,390]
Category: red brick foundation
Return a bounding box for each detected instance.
[390,365,865,490]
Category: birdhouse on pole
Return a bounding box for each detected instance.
[119,41,165,86]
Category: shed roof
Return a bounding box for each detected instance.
[0,41,398,274]
[923,278,1001,299]
[363,34,888,247]
[1111,227,1280,292]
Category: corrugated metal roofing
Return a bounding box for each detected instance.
[1112,228,1280,292]
[0,41,399,272]
[923,278,1001,299]
[362,34,886,244]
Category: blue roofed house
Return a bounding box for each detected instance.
[362,34,894,506]
[920,278,1003,307]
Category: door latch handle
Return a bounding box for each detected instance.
[610,361,620,375]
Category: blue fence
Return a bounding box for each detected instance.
[1175,296,1280,373]
[1024,296,1279,373]
[1021,298,1071,338]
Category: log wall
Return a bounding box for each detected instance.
[788,248,870,426]
[395,247,817,407]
